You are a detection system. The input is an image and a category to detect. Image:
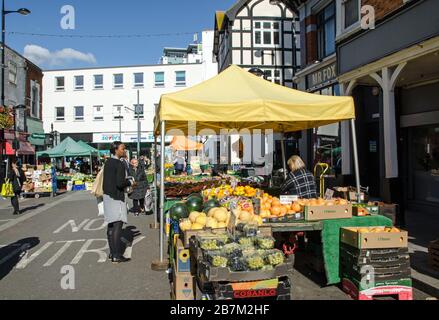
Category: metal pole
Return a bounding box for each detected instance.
[153,134,158,225]
[280,134,287,180]
[1,0,6,107]
[350,119,361,203]
[159,120,165,262]
[136,90,141,158]
[118,108,122,141]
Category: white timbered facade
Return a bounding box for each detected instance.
[214,0,301,88]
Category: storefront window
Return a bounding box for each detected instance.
[411,125,439,203]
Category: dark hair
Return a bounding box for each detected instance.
[110,141,123,155]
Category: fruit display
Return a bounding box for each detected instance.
[186,194,204,213]
[165,177,231,198]
[169,202,189,220]
[246,254,265,270]
[179,207,231,231]
[354,226,401,233]
[202,183,259,200]
[223,243,243,259]
[203,199,221,213]
[227,257,247,272]
[264,249,285,266]
[207,252,228,268]
[199,239,224,251]
[256,236,275,250]
[237,237,255,247]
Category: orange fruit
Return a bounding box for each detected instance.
[280,206,287,215]
[271,206,281,216]
[292,203,301,212]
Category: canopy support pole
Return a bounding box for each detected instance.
[281,134,287,180]
[150,134,159,229]
[152,120,168,271]
[350,119,361,203]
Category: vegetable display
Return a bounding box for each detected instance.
[256,236,275,250]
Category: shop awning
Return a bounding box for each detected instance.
[154,65,355,135]
[5,141,35,155]
[36,137,98,158]
[170,136,203,151]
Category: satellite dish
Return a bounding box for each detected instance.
[254,49,263,58]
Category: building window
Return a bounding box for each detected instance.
[154,72,165,87]
[133,73,144,87]
[263,69,281,85]
[175,71,186,86]
[343,0,360,29]
[55,107,65,121]
[113,105,124,120]
[113,73,124,88]
[317,2,336,59]
[55,76,65,91]
[254,21,281,47]
[74,106,84,121]
[133,104,144,119]
[30,82,40,118]
[93,105,104,120]
[94,74,103,89]
[74,75,84,90]
[8,61,17,84]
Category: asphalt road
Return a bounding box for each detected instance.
[0,191,432,300]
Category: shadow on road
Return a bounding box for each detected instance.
[121,226,141,253]
[19,204,45,214]
[0,237,40,281]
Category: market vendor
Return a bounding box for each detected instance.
[280,155,317,199]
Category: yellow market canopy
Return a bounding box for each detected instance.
[154,65,355,135]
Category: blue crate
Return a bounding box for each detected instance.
[72,184,86,191]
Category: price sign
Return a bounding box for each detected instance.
[280,195,298,205]
[227,208,238,239]
[324,189,334,200]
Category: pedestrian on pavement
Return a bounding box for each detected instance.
[8,159,25,215]
[128,158,148,216]
[103,141,135,264]
[280,155,317,199]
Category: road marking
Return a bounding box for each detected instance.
[70,239,108,264]
[0,193,76,233]
[83,218,106,231]
[43,240,86,267]
[53,219,90,234]
[15,242,54,269]
[123,236,146,259]
[0,219,13,222]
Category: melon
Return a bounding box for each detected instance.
[208,207,220,218]
[170,202,189,220]
[214,210,228,223]
[195,215,207,226]
[239,210,252,222]
[203,199,220,213]
[191,223,204,230]
[186,196,203,213]
[179,219,192,232]
[217,222,227,228]
[189,211,202,223]
[206,217,218,229]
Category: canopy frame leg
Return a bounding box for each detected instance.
[350,119,361,203]
[159,121,166,262]
[281,134,287,180]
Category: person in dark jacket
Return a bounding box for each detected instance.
[128,158,148,216]
[103,141,135,264]
[280,155,317,199]
[8,160,26,215]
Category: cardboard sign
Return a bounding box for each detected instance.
[280,195,298,205]
[324,189,334,200]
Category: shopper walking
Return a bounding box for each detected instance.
[103,141,135,264]
[128,158,148,216]
[8,160,25,215]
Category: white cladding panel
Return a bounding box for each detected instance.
[252,0,283,17]
[232,33,241,47]
[242,33,252,47]
[232,50,242,65]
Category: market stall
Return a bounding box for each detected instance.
[154,65,410,300]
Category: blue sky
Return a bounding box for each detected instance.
[6,0,237,70]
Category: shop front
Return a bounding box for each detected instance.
[27,118,46,164]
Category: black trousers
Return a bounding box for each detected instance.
[107,221,123,259]
[11,193,20,213]
[133,198,145,212]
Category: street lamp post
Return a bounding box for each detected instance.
[124,90,142,158]
[12,104,26,157]
[1,0,30,163]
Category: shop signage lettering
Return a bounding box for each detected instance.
[307,63,336,88]
[233,289,277,298]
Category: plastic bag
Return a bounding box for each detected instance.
[144,188,153,211]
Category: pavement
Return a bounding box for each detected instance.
[0,191,435,300]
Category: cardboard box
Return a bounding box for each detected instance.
[341,227,408,249]
[352,205,379,216]
[172,271,195,300]
[36,165,44,171]
[174,238,190,273]
[304,204,352,221]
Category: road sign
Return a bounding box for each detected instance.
[31,133,46,139]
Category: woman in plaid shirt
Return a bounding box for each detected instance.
[280,155,317,199]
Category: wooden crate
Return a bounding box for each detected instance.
[428,239,439,271]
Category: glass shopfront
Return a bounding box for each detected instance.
[409,125,439,204]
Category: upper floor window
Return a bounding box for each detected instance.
[317,2,336,59]
[30,81,40,118]
[154,72,165,87]
[264,69,281,85]
[343,0,360,29]
[55,76,65,91]
[134,73,144,87]
[94,74,103,89]
[175,71,186,86]
[93,105,104,121]
[113,73,124,89]
[8,61,17,84]
[74,75,84,90]
[55,106,65,121]
[74,106,84,121]
[254,21,281,47]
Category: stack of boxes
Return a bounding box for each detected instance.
[171,238,196,300]
[428,239,439,272]
[340,227,413,300]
